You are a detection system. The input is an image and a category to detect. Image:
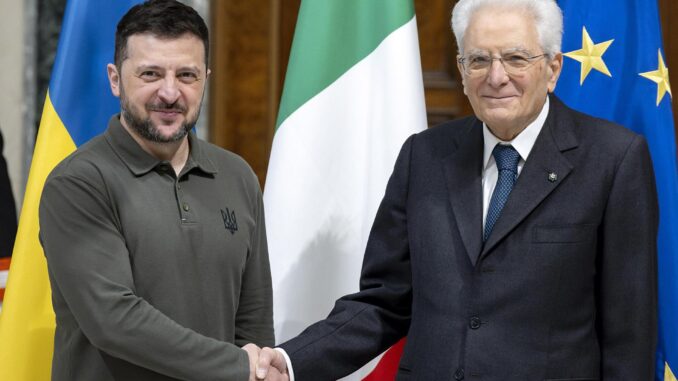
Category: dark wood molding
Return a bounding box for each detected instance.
[416,0,474,124]
[659,0,678,139]
[209,1,280,186]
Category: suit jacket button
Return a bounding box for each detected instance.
[469,316,481,329]
[454,367,465,380]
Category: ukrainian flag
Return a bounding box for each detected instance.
[0,1,141,379]
[555,1,677,380]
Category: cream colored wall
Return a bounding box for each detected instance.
[0,0,25,210]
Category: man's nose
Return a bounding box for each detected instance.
[486,59,509,87]
[157,77,181,104]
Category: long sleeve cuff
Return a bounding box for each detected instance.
[274,347,295,381]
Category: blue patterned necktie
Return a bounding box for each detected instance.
[484,144,521,242]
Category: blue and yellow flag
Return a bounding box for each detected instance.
[0,1,141,379]
[555,1,677,380]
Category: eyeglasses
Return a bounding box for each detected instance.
[458,52,547,77]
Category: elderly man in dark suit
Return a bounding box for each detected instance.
[256,0,658,379]
[0,129,17,258]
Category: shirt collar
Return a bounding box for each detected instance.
[105,114,217,176]
[482,96,549,169]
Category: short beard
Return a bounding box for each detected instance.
[119,87,197,144]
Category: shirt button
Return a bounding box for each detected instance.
[469,316,481,329]
[454,367,464,380]
[182,203,190,211]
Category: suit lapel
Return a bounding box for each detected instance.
[481,96,579,258]
[442,119,484,265]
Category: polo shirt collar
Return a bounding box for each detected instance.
[105,114,217,176]
[184,130,218,175]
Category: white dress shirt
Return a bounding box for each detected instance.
[275,97,551,381]
[481,96,549,229]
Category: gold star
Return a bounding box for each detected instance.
[640,49,672,106]
[564,26,614,85]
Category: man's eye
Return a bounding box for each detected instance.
[469,56,491,66]
[139,71,160,80]
[504,55,530,65]
[178,72,199,83]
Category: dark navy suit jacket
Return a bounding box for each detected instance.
[280,95,659,380]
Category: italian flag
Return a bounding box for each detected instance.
[264,0,427,379]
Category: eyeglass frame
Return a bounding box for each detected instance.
[457,51,549,77]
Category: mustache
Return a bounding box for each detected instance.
[146,102,187,113]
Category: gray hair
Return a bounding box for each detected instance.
[451,0,563,58]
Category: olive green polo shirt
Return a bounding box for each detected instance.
[39,115,273,381]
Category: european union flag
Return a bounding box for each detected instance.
[555,1,677,380]
[0,1,141,379]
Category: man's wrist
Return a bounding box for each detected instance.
[274,347,295,381]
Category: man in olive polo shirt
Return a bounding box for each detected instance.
[39,1,279,380]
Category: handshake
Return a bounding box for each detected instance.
[243,344,290,381]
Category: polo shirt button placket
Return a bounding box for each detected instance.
[179,201,193,223]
